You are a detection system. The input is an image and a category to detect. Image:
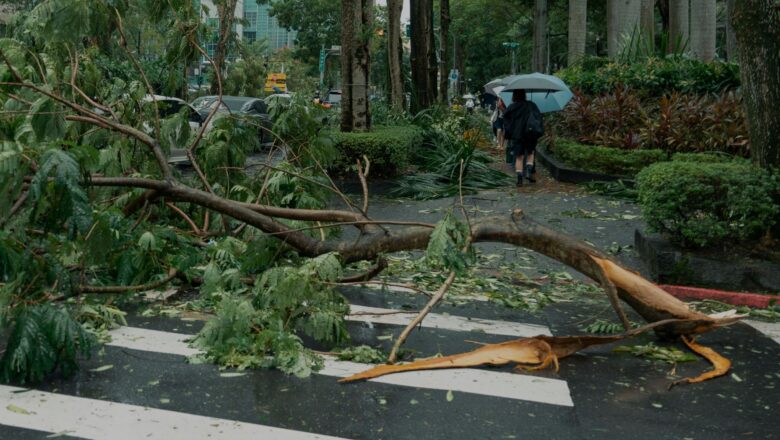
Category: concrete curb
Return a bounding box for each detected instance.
[536,145,629,184]
[659,284,780,308]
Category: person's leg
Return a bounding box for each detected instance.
[514,143,525,186]
[525,143,537,183]
[497,129,504,150]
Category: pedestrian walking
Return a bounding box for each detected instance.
[502,89,544,186]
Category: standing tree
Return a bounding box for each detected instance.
[387,0,404,110]
[211,0,240,94]
[340,0,373,131]
[607,0,640,58]
[532,0,548,72]
[689,0,715,61]
[567,0,587,66]
[725,0,737,61]
[639,0,655,49]
[732,0,780,168]
[668,0,689,53]
[439,0,451,103]
[410,0,437,112]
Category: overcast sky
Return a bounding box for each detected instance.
[375,0,411,22]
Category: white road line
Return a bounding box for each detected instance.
[107,326,574,407]
[347,304,552,337]
[0,385,349,440]
[744,320,780,345]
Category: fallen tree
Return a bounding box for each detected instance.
[0,2,740,384]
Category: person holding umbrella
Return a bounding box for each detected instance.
[503,89,544,185]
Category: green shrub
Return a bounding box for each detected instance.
[557,57,740,97]
[550,139,666,177]
[329,126,424,176]
[636,162,779,248]
[671,152,749,164]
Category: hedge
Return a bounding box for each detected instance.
[550,139,666,177]
[636,161,779,248]
[329,125,424,176]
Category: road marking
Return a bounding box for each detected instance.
[0,385,349,440]
[107,326,573,407]
[744,320,780,345]
[347,304,552,337]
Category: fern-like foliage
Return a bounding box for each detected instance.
[0,304,95,383]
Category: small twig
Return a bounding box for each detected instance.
[331,280,433,298]
[166,202,202,235]
[338,256,387,282]
[53,268,179,299]
[357,155,370,214]
[264,220,436,236]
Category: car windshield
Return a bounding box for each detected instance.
[156,100,186,118]
[221,97,251,112]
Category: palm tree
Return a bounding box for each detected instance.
[533,0,548,72]
[668,0,689,54]
[387,0,404,110]
[567,0,587,66]
[607,0,641,58]
[340,0,372,132]
[689,0,715,61]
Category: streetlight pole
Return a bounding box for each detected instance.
[502,42,519,74]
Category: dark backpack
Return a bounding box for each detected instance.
[523,105,544,142]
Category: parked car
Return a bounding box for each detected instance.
[145,95,204,130]
[190,95,272,144]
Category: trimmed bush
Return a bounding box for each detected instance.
[329,126,424,176]
[671,152,749,164]
[636,162,779,248]
[550,139,665,177]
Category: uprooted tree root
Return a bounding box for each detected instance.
[339,319,734,386]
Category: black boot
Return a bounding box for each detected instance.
[525,164,536,183]
[516,172,523,187]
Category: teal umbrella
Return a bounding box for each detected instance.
[498,73,573,113]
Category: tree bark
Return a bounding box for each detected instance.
[340,0,373,132]
[211,0,239,94]
[607,0,641,58]
[439,0,450,104]
[567,0,587,66]
[725,0,737,61]
[640,0,655,51]
[533,0,549,72]
[668,0,689,54]
[658,0,670,34]
[387,0,404,110]
[410,0,437,112]
[732,0,780,168]
[689,0,716,61]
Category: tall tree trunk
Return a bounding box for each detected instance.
[533,0,548,72]
[668,0,689,54]
[567,0,587,66]
[439,0,450,103]
[732,0,780,168]
[387,0,404,110]
[689,0,716,61]
[725,0,737,61]
[455,37,465,95]
[211,0,239,94]
[607,0,641,58]
[658,0,670,34]
[410,0,437,112]
[640,0,655,52]
[340,0,373,132]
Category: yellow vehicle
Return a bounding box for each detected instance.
[264,73,287,93]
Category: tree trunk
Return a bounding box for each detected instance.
[640,0,655,51]
[455,37,465,95]
[567,0,587,66]
[410,0,437,112]
[658,0,670,34]
[533,0,548,72]
[607,0,641,58]
[439,0,450,104]
[340,0,373,132]
[725,0,737,61]
[668,0,689,54]
[211,0,239,94]
[732,0,780,168]
[689,0,716,61]
[387,0,404,110]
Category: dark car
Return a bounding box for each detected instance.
[190,95,272,144]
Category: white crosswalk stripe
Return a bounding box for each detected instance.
[106,326,574,407]
[346,304,552,337]
[0,385,349,440]
[744,320,780,345]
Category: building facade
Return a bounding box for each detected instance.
[198,0,296,55]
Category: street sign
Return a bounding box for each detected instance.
[319,48,326,73]
[449,69,458,82]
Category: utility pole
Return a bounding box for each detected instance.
[502,42,519,74]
